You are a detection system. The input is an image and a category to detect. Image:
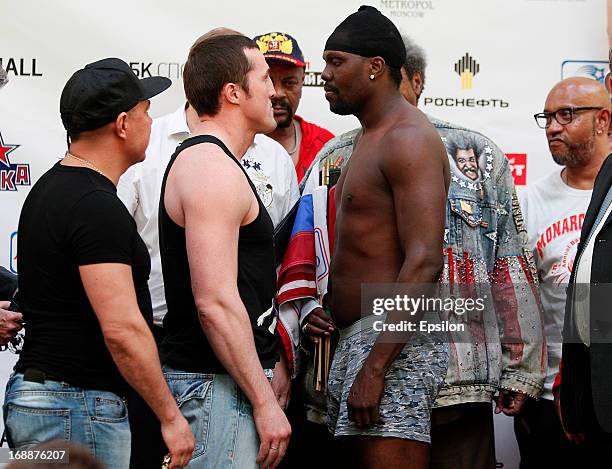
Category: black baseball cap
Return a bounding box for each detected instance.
[60,58,171,133]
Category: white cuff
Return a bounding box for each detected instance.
[299,298,322,325]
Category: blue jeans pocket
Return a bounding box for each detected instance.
[94,395,127,423]
[165,372,214,460]
[5,403,71,448]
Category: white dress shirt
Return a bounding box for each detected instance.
[118,105,299,326]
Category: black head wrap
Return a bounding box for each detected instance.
[324,5,406,69]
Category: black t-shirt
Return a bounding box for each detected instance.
[15,163,152,394]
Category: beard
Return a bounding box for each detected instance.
[324,84,357,116]
[327,93,358,115]
[329,98,356,116]
[271,98,294,128]
[551,134,595,168]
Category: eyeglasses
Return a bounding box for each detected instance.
[534,107,604,129]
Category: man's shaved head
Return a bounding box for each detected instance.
[545,77,611,112]
[543,77,611,168]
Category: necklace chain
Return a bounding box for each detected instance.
[288,121,298,155]
[65,152,106,178]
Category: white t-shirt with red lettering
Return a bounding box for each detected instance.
[520,168,592,400]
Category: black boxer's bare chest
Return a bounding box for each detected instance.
[335,141,389,216]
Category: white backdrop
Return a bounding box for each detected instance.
[1,1,609,467]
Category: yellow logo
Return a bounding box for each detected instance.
[454,53,480,90]
[256,33,293,56]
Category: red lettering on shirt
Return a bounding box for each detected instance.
[562,218,570,235]
[552,221,561,238]
[537,213,586,257]
[570,215,578,232]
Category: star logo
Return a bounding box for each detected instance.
[576,64,606,83]
[0,131,19,168]
[562,60,610,85]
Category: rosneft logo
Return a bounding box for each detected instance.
[423,52,509,109]
[455,53,480,90]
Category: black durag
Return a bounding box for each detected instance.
[324,5,406,69]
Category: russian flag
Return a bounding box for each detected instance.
[277,194,317,305]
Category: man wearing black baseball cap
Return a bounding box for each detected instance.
[3,58,194,469]
[60,58,171,139]
[254,32,334,182]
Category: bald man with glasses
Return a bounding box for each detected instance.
[518,77,611,468]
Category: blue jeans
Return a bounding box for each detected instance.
[163,367,272,468]
[3,372,130,468]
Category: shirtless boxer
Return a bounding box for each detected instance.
[322,6,450,469]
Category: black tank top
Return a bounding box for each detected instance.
[158,135,278,373]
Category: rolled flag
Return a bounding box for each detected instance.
[276,178,332,374]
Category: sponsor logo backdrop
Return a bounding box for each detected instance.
[0,1,607,466]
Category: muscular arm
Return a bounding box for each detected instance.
[173,148,276,408]
[80,264,179,420]
[80,264,193,468]
[169,147,290,467]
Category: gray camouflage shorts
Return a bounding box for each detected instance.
[327,315,448,443]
